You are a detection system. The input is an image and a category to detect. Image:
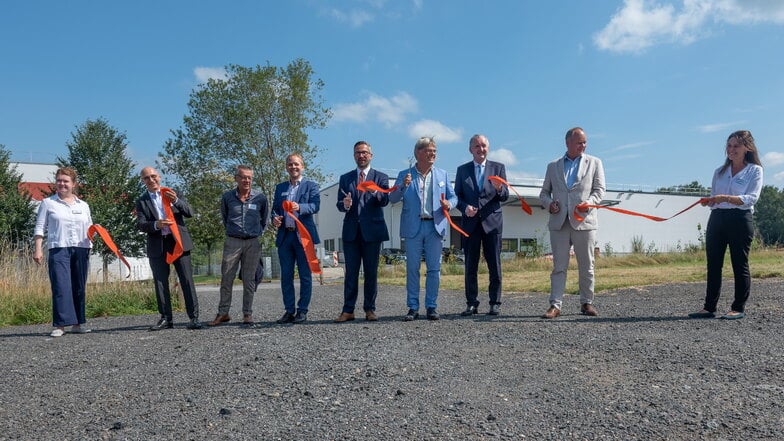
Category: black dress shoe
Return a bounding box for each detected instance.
[186,319,203,330]
[426,308,440,320]
[461,305,478,316]
[276,312,295,324]
[403,309,419,321]
[149,318,173,331]
[293,311,307,324]
[488,304,500,316]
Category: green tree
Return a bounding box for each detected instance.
[657,181,710,195]
[0,145,35,243]
[159,59,331,250]
[754,185,784,245]
[59,118,145,281]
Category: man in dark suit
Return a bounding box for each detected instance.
[334,141,390,323]
[271,153,320,324]
[135,166,202,330]
[455,134,509,316]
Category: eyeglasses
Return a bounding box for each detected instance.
[141,174,158,181]
[354,151,371,156]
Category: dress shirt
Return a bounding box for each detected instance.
[710,163,763,211]
[149,191,171,234]
[564,154,581,189]
[416,168,434,218]
[221,188,268,238]
[34,195,93,249]
[285,179,302,228]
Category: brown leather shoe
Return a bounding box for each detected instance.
[581,303,598,316]
[334,312,355,323]
[243,314,254,324]
[207,314,230,326]
[365,310,378,322]
[541,306,561,319]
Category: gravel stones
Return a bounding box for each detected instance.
[0,279,782,440]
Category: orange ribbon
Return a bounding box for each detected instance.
[282,200,322,275]
[572,198,710,223]
[486,175,532,215]
[357,181,398,193]
[441,193,469,238]
[87,224,131,278]
[160,187,184,265]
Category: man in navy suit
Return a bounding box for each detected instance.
[455,134,509,316]
[539,127,605,319]
[135,166,202,330]
[271,153,321,324]
[390,137,457,321]
[334,141,390,323]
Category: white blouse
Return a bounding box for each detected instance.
[34,195,93,249]
[709,163,763,212]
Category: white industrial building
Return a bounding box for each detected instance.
[315,178,710,258]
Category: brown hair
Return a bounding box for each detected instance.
[55,167,78,184]
[719,130,762,173]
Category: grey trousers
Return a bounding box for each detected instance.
[218,236,260,316]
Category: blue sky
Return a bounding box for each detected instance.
[3,0,783,189]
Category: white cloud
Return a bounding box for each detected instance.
[407,119,463,143]
[696,120,746,133]
[773,171,784,183]
[763,151,784,166]
[328,8,374,28]
[333,92,418,126]
[193,67,228,83]
[594,0,784,53]
[489,148,518,166]
[606,141,655,152]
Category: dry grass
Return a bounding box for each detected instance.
[379,248,784,294]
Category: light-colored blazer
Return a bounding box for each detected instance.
[539,153,606,231]
[389,166,457,238]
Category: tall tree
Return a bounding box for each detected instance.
[59,118,145,281]
[754,185,784,246]
[0,145,35,243]
[159,59,331,249]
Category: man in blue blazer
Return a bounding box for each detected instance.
[455,134,509,316]
[334,141,390,323]
[389,136,457,321]
[271,153,321,324]
[539,127,605,319]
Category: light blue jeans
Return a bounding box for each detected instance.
[404,220,443,311]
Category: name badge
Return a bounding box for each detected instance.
[281,192,289,197]
[248,203,257,210]
[72,209,82,214]
[438,181,445,187]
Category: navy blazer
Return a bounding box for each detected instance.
[336,168,390,243]
[455,160,509,235]
[135,191,194,258]
[272,179,321,247]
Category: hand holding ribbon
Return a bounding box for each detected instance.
[281,200,322,275]
[357,181,398,193]
[572,197,710,223]
[486,176,532,215]
[87,224,131,278]
[441,193,469,238]
[160,187,184,265]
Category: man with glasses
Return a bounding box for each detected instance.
[208,165,269,327]
[135,166,202,330]
[334,141,390,323]
[390,137,457,321]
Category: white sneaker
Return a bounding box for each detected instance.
[50,328,65,337]
[70,325,92,334]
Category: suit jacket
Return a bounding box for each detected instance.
[135,191,194,258]
[455,160,509,235]
[389,166,457,238]
[336,168,390,243]
[539,153,606,231]
[272,179,321,247]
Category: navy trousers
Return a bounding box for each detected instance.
[48,247,90,327]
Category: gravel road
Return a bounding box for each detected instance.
[1,277,782,440]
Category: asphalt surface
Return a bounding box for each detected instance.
[1,276,782,440]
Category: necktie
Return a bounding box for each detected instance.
[359,170,365,183]
[476,164,484,187]
[358,171,366,213]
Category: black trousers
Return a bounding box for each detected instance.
[149,235,199,321]
[704,209,753,313]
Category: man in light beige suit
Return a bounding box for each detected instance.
[539,127,606,319]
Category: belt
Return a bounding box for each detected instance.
[285,227,297,232]
[421,217,434,221]
[228,235,258,240]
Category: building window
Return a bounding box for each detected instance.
[519,238,538,257]
[500,238,517,252]
[323,239,335,252]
